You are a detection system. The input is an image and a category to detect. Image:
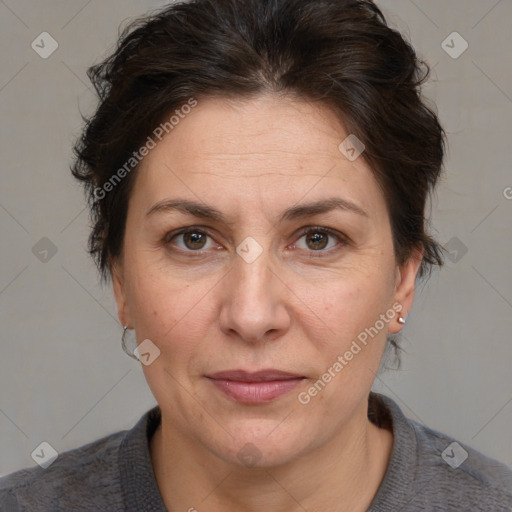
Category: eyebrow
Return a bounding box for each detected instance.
[145,196,369,223]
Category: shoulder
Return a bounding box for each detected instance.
[410,417,512,509]
[0,429,126,511]
[370,393,512,511]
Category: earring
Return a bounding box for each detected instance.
[398,316,406,325]
[121,326,139,360]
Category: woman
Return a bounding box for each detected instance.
[1,0,511,510]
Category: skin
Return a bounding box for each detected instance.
[112,93,423,512]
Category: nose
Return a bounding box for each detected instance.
[219,246,291,344]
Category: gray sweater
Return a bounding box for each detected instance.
[1,393,511,511]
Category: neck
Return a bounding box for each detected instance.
[150,399,393,512]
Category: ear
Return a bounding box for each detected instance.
[110,258,133,328]
[388,244,424,334]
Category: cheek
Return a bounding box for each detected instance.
[125,257,220,366]
[312,259,396,376]
[322,260,395,325]
[125,258,188,341]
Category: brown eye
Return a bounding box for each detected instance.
[166,228,216,253]
[182,231,208,250]
[304,231,329,250]
[294,227,346,254]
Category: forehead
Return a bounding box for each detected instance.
[132,94,386,222]
[153,94,351,166]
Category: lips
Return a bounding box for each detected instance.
[206,369,305,403]
[208,369,303,382]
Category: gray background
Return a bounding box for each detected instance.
[0,0,511,476]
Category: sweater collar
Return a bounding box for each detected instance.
[119,405,166,511]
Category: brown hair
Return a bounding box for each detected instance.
[72,0,445,286]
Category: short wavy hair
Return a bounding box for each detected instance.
[72,0,446,288]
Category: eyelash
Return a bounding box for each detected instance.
[163,225,348,257]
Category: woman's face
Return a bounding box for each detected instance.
[113,94,421,467]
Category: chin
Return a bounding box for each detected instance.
[225,442,302,469]
[210,422,315,469]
